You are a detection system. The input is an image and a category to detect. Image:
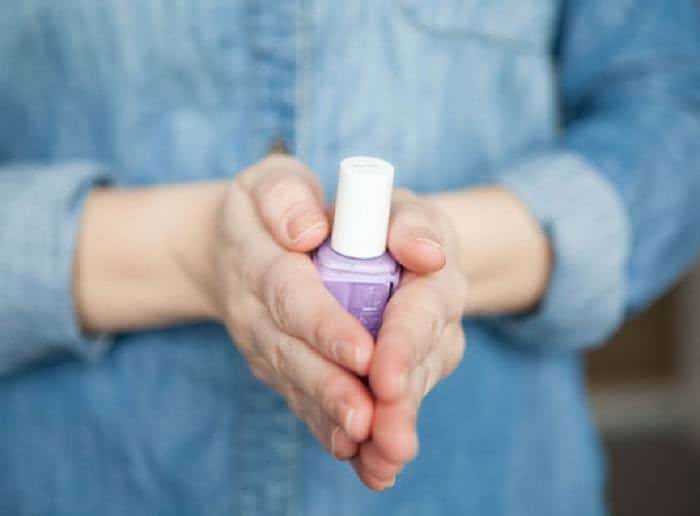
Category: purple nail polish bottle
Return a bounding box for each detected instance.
[314,157,402,337]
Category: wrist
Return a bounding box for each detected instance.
[430,186,552,316]
[75,181,228,334]
[164,181,228,322]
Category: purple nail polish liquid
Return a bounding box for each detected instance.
[313,157,401,337]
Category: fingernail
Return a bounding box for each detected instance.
[344,408,355,438]
[376,477,396,490]
[287,211,326,243]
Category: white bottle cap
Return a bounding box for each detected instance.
[331,156,395,259]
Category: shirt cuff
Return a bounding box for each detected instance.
[0,161,114,374]
[488,152,630,351]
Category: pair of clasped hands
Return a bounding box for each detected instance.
[219,155,468,490]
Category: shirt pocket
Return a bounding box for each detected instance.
[396,0,556,53]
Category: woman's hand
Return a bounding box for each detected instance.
[348,189,468,490]
[350,186,551,490]
[77,155,377,461]
[206,155,380,460]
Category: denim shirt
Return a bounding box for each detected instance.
[1,1,699,515]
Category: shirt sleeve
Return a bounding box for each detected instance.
[0,161,114,375]
[487,0,700,352]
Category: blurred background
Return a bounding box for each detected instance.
[586,264,700,515]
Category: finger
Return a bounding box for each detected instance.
[369,280,447,402]
[243,155,329,252]
[371,397,420,466]
[368,325,464,470]
[353,440,404,484]
[351,455,397,491]
[287,387,358,460]
[253,317,374,442]
[260,253,374,375]
[387,190,446,274]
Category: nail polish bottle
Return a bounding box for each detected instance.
[314,157,401,337]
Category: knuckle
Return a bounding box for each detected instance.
[267,334,293,379]
[255,170,314,210]
[317,372,338,412]
[271,277,295,330]
[319,374,349,420]
[267,344,284,378]
[254,170,290,200]
[262,258,297,329]
[305,294,335,347]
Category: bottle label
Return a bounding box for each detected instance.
[324,281,391,338]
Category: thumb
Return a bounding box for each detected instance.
[244,155,330,252]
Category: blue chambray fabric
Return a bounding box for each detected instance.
[1,1,699,515]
